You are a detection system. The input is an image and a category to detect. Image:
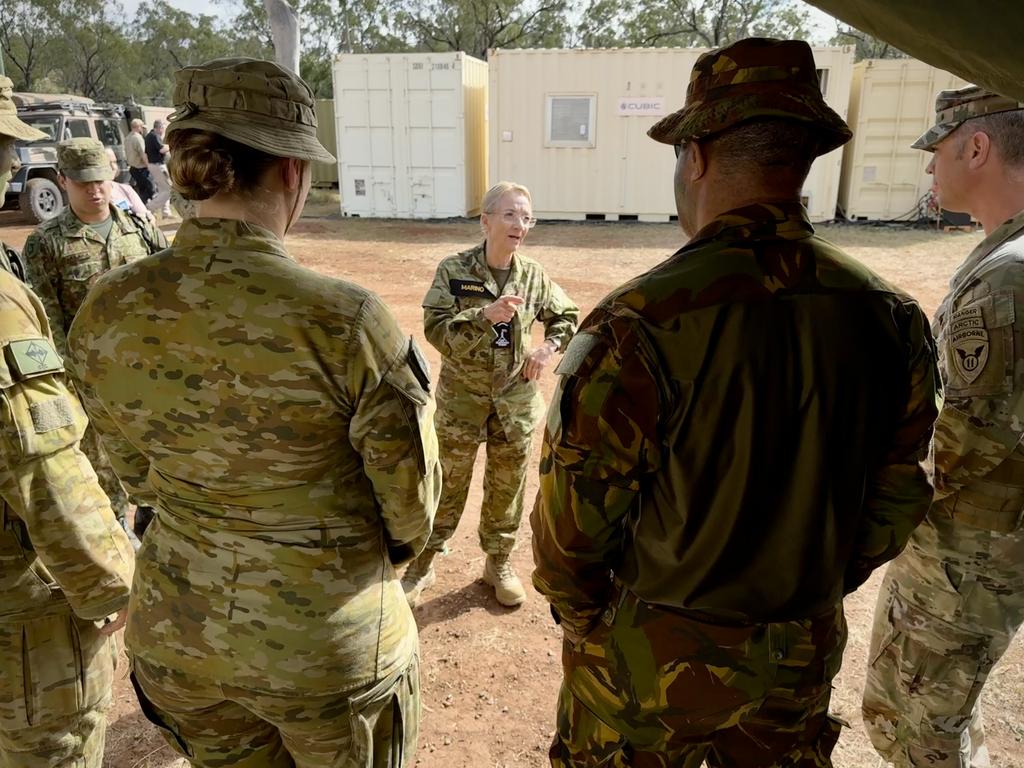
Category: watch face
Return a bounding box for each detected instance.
[492,322,512,348]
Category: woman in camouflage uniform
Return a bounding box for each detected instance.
[65,58,441,767]
[403,182,578,608]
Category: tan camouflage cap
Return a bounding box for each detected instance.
[166,57,335,164]
[57,137,114,182]
[648,37,852,156]
[912,85,1024,151]
[0,76,46,142]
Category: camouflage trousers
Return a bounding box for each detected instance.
[551,588,847,767]
[0,612,117,768]
[131,654,420,767]
[79,422,130,526]
[862,505,1024,768]
[424,406,532,557]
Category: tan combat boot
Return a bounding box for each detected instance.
[483,554,526,607]
[401,551,437,608]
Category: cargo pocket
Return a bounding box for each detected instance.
[949,484,1024,533]
[129,663,193,758]
[869,591,988,719]
[348,656,419,768]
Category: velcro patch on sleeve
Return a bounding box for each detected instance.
[29,396,75,433]
[555,332,600,377]
[4,338,64,380]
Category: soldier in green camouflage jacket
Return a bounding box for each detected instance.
[403,182,578,608]
[22,138,166,539]
[863,86,1024,768]
[532,38,941,768]
[66,57,440,768]
[0,84,135,768]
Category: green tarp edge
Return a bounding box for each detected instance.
[805,0,1024,101]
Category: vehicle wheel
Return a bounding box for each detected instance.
[19,177,64,223]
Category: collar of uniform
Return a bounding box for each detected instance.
[686,201,814,250]
[472,240,522,297]
[56,204,137,243]
[949,208,1024,292]
[173,217,291,260]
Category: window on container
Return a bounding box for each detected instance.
[546,95,596,147]
[816,68,830,97]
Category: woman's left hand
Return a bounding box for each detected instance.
[523,341,558,381]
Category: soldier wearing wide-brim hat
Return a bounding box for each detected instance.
[0,74,46,277]
[65,56,439,768]
[533,37,940,767]
[863,84,1024,768]
[0,77,136,768]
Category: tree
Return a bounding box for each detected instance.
[831,25,907,61]
[396,0,572,60]
[0,0,60,91]
[572,0,811,49]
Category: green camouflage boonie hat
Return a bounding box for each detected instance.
[648,37,852,156]
[57,137,114,182]
[0,76,47,142]
[166,57,335,164]
[912,85,1024,151]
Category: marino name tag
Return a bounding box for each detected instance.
[450,279,495,299]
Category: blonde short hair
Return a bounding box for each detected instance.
[481,181,531,214]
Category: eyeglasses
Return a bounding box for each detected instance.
[494,211,538,228]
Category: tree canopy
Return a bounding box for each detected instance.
[2,0,822,103]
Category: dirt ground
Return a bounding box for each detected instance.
[3,207,1022,768]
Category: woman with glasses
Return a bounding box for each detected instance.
[405,181,579,608]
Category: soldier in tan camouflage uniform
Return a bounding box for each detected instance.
[0,76,39,279]
[0,83,135,768]
[531,38,941,767]
[66,57,441,767]
[403,181,578,608]
[862,86,1024,768]
[23,138,166,539]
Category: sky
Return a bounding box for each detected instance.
[116,0,842,44]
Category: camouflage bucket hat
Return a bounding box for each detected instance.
[0,76,47,142]
[166,57,335,164]
[648,37,852,157]
[912,85,1024,151]
[57,137,114,182]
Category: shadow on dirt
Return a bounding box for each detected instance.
[413,580,522,630]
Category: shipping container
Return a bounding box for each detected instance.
[312,98,339,187]
[839,59,968,221]
[332,52,488,218]
[488,47,854,223]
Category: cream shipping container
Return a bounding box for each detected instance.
[488,47,855,223]
[332,52,488,218]
[839,59,968,221]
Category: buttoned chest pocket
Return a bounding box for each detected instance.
[941,288,1015,398]
[60,252,105,310]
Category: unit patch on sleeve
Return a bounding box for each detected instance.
[949,305,988,383]
[4,338,64,380]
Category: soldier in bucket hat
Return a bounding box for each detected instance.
[65,57,440,767]
[863,86,1024,768]
[0,74,135,768]
[532,37,940,767]
[0,74,46,276]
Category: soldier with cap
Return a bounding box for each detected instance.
[862,86,1024,768]
[65,57,440,767]
[531,37,941,767]
[0,76,135,768]
[403,180,578,609]
[22,137,165,540]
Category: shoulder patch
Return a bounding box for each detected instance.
[4,338,64,380]
[555,332,600,377]
[408,337,431,392]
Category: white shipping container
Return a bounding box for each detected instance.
[839,59,968,221]
[488,47,854,223]
[332,52,488,218]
